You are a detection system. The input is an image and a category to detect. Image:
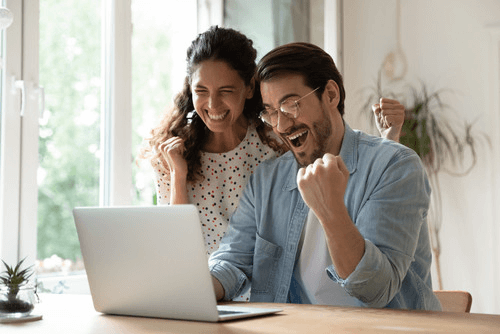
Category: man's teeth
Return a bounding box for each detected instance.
[208,111,229,120]
[288,130,307,141]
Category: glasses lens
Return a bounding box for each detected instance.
[260,110,276,126]
[281,100,298,117]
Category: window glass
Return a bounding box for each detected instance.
[35,0,197,293]
[224,0,324,61]
[36,0,102,289]
[131,0,197,205]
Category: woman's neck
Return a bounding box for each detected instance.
[203,117,249,153]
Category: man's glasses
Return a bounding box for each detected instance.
[259,87,320,127]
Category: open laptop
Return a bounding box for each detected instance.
[73,205,282,322]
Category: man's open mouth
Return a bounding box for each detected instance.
[288,130,308,148]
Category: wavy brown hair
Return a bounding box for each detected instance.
[140,26,285,182]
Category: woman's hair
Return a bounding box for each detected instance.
[141,26,283,182]
[256,42,346,116]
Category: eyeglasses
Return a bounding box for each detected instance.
[259,87,320,127]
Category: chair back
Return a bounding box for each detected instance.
[434,290,472,313]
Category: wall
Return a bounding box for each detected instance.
[342,0,500,314]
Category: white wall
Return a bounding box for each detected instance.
[342,0,500,314]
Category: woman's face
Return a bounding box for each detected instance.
[191,60,254,134]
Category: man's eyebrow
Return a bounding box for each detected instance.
[263,93,299,108]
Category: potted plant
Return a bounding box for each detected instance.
[0,258,37,317]
[359,71,489,289]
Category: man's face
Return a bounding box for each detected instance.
[260,74,344,167]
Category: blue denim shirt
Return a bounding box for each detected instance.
[209,123,441,310]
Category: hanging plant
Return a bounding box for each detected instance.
[359,70,490,289]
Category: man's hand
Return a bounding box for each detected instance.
[372,98,405,142]
[297,154,365,279]
[296,154,349,222]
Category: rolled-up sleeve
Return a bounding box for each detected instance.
[327,149,431,308]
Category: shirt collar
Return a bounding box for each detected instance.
[285,121,358,191]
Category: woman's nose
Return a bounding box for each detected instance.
[208,94,221,110]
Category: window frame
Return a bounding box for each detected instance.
[101,0,132,207]
[0,0,39,267]
[0,0,133,268]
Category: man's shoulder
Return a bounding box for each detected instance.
[356,130,417,161]
[344,129,425,178]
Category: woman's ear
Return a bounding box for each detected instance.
[246,77,256,99]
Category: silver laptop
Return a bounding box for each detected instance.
[73,204,282,322]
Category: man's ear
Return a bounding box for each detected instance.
[324,79,340,107]
[246,77,255,99]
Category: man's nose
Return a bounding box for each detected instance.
[275,110,293,133]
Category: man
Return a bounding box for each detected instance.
[209,42,441,310]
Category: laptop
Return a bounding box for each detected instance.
[73,204,282,322]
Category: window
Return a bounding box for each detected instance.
[36,0,197,293]
[224,0,326,60]
[35,0,103,290]
[1,0,339,294]
[1,0,37,271]
[131,0,197,207]
[0,0,197,293]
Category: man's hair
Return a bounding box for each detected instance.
[256,42,345,116]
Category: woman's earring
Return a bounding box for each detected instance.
[186,110,197,124]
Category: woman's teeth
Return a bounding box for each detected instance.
[208,111,229,120]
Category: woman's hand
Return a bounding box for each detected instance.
[159,136,188,179]
[158,136,189,205]
[372,98,405,142]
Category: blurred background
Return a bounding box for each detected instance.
[1,0,499,314]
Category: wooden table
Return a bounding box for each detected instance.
[2,294,500,333]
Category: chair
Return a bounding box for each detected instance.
[434,290,472,313]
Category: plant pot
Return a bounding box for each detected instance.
[0,284,37,318]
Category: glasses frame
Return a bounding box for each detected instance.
[259,87,320,127]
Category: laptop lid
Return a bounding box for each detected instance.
[73,205,281,322]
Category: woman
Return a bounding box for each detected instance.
[141,26,403,299]
[142,26,284,256]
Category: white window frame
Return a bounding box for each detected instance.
[0,0,39,267]
[197,0,223,33]
[324,0,343,74]
[0,0,133,268]
[101,0,132,207]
